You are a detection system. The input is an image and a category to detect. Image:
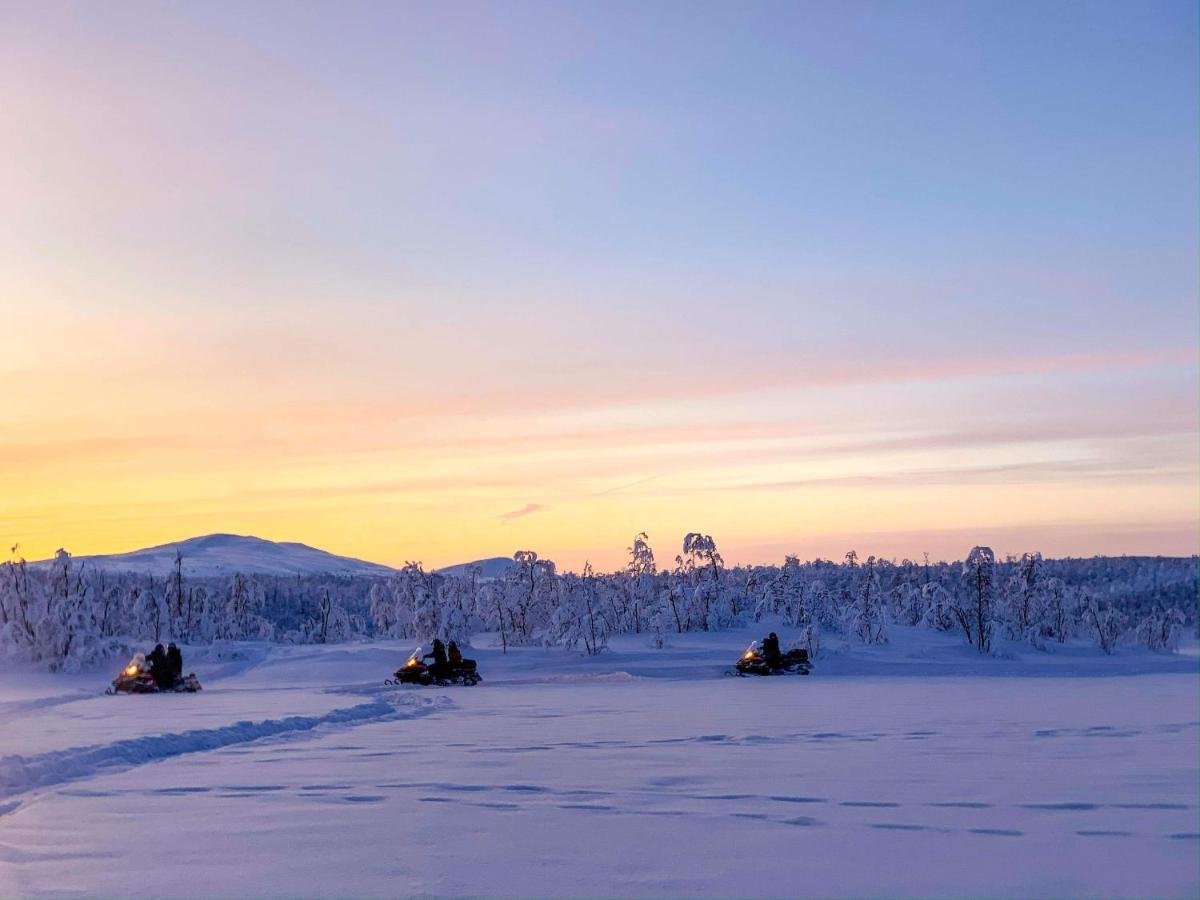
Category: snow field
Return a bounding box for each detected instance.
[1,630,1197,897]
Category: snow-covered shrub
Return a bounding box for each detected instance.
[791,623,820,659]
[1134,606,1185,653]
[920,581,957,631]
[1084,596,1128,655]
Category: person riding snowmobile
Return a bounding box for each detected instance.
[147,644,172,689]
[424,639,449,677]
[762,632,782,668]
[448,641,463,667]
[167,643,183,684]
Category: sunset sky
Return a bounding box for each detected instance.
[2,1,1197,571]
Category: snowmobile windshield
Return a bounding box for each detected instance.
[741,641,760,660]
[123,653,147,676]
[404,647,423,667]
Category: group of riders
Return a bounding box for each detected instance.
[421,638,474,677]
[143,642,185,689]
[117,633,801,696]
[759,632,784,666]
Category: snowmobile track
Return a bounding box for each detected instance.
[0,694,448,806]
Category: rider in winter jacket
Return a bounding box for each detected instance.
[424,639,448,675]
[762,633,782,667]
[167,643,183,683]
[147,644,172,689]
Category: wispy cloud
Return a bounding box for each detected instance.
[703,458,1196,493]
[499,503,546,523]
[587,474,664,498]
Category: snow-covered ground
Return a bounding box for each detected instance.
[2,628,1197,898]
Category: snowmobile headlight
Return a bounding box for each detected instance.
[405,657,419,668]
[125,665,139,676]
[742,651,754,660]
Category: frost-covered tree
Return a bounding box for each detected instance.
[847,555,887,643]
[550,563,609,654]
[893,559,925,626]
[399,562,440,642]
[438,572,477,646]
[674,533,725,630]
[368,580,400,637]
[2,535,1195,669]
[1042,577,1076,644]
[621,532,657,634]
[490,551,558,646]
[1084,594,1128,655]
[0,554,38,654]
[956,546,996,653]
[164,551,186,641]
[808,576,841,633]
[920,580,956,631]
[223,574,273,640]
[133,584,166,644]
[1134,604,1185,653]
[757,555,808,626]
[1002,552,1047,647]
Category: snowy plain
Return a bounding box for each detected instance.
[1,627,1197,898]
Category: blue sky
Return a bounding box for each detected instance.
[1,1,1196,567]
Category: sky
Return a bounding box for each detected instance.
[1,0,1197,572]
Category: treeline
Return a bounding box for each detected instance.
[1,534,1196,670]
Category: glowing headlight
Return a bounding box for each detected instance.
[124,665,139,676]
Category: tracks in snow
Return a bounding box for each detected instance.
[0,693,449,808]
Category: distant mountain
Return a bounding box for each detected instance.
[435,556,516,579]
[53,534,397,578]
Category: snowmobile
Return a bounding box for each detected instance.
[733,640,812,676]
[385,647,481,687]
[106,653,203,695]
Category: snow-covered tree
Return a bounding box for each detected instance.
[621,532,657,634]
[893,559,925,626]
[1042,577,1076,644]
[1002,552,1047,647]
[847,555,887,644]
[222,574,273,640]
[956,546,996,653]
[1083,594,1128,654]
[920,580,956,631]
[1134,604,1185,653]
[550,563,609,654]
[2,535,1195,670]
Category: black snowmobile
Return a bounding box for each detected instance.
[385,646,481,687]
[106,653,203,694]
[734,640,812,676]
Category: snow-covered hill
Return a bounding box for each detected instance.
[435,556,516,579]
[50,534,396,578]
